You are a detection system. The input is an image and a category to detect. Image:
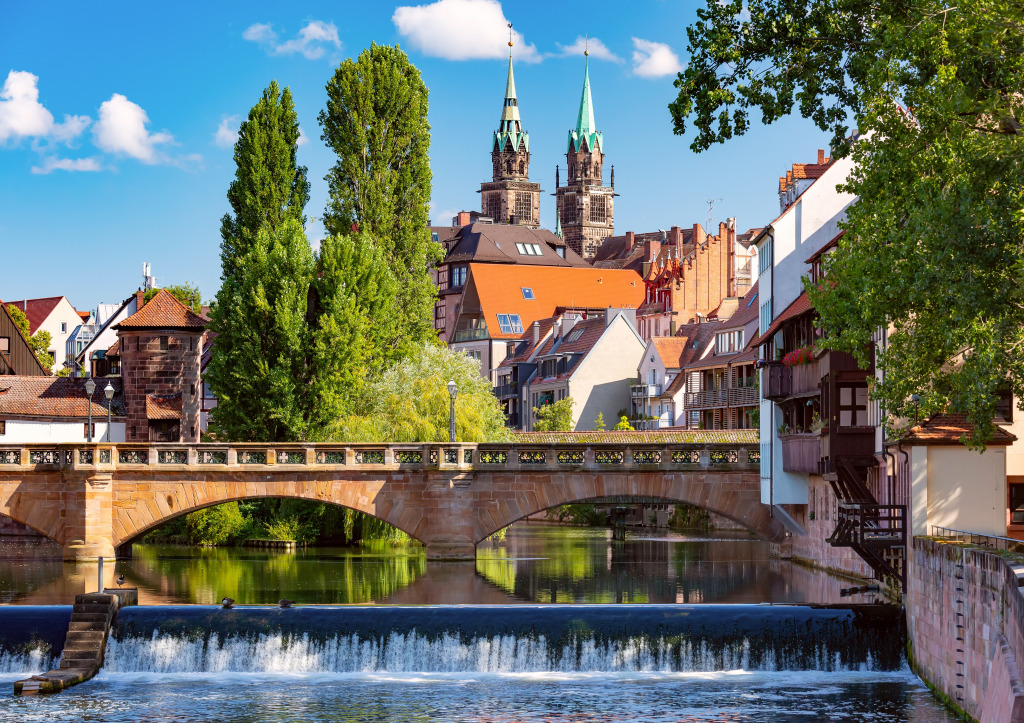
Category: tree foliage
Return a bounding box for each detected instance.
[672,0,1024,444]
[613,415,635,431]
[319,43,443,359]
[220,80,309,279]
[145,283,203,313]
[533,398,575,432]
[339,343,511,443]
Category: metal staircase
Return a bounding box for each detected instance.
[826,459,907,588]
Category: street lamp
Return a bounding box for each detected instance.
[447,379,458,443]
[84,378,96,443]
[104,382,114,442]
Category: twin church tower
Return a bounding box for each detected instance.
[478,41,615,261]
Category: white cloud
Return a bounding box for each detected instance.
[243,20,341,60]
[92,93,173,164]
[393,0,541,62]
[214,116,239,148]
[0,70,90,144]
[297,126,309,146]
[631,38,683,78]
[31,156,103,174]
[555,37,622,63]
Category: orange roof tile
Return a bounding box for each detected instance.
[651,337,690,369]
[0,376,124,418]
[751,292,814,347]
[466,264,644,340]
[902,414,1016,446]
[115,289,206,331]
[146,393,182,420]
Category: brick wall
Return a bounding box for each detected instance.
[119,330,203,443]
[907,538,1024,722]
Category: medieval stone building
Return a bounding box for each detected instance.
[555,57,615,262]
[479,47,541,227]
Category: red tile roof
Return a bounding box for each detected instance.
[750,291,814,348]
[901,414,1017,446]
[3,297,66,335]
[805,230,845,265]
[77,310,91,323]
[651,337,690,369]
[466,264,644,340]
[146,393,182,420]
[115,289,206,331]
[0,376,124,418]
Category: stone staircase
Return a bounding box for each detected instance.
[15,591,129,695]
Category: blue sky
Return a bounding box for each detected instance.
[0,0,830,311]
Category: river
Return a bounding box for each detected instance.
[0,523,956,721]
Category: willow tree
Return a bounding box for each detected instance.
[220,80,309,279]
[319,43,443,365]
[671,0,1024,444]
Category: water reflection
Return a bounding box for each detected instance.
[0,523,877,605]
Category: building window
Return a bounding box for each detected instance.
[589,195,607,223]
[0,337,8,354]
[515,243,542,256]
[61,322,67,333]
[131,426,136,439]
[497,314,524,334]
[1011,484,1024,524]
[160,336,168,351]
[996,385,1014,423]
[837,384,870,427]
[434,300,446,329]
[515,192,532,221]
[451,266,467,287]
[191,383,196,397]
[716,330,744,355]
[521,288,534,300]
[758,236,773,275]
[0,420,5,435]
[431,232,440,243]
[561,195,578,224]
[759,299,773,336]
[83,422,96,438]
[556,247,565,258]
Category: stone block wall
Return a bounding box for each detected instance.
[907,537,1024,722]
[119,330,202,443]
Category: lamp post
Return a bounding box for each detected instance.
[84,378,96,443]
[447,379,458,443]
[104,382,114,442]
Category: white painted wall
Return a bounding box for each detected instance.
[569,315,646,431]
[24,297,82,372]
[913,445,1007,536]
[0,419,125,443]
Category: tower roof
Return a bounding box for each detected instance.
[493,52,529,153]
[114,288,206,331]
[568,59,603,153]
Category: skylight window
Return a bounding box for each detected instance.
[516,243,543,256]
[565,328,585,343]
[497,314,524,334]
[521,288,534,300]
[515,242,527,254]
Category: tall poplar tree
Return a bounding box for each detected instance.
[319,43,443,362]
[220,81,309,278]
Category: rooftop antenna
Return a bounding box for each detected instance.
[705,197,723,231]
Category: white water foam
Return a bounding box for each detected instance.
[0,647,55,674]
[104,632,883,675]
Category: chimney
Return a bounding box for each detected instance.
[645,235,661,264]
[625,231,635,252]
[135,289,144,310]
[669,226,682,247]
[532,321,540,347]
[817,148,825,164]
[562,314,578,337]
[455,211,472,227]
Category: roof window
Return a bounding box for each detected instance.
[515,242,543,256]
[497,314,524,334]
[521,288,534,300]
[565,328,585,343]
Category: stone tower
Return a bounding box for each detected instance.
[555,56,615,261]
[114,289,205,443]
[479,42,541,227]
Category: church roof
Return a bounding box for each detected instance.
[568,60,603,153]
[493,54,529,153]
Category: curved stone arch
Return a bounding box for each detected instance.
[112,479,426,548]
[0,509,65,547]
[473,471,782,543]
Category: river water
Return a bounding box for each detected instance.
[0,524,957,721]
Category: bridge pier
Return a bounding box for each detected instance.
[62,472,116,562]
[424,540,477,561]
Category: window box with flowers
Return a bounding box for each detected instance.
[783,346,820,396]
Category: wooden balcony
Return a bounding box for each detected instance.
[780,433,820,474]
[763,362,791,400]
[685,386,759,410]
[790,361,820,396]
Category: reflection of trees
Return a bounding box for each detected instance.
[476,525,838,605]
[125,543,427,605]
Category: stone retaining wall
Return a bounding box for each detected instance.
[907,537,1024,722]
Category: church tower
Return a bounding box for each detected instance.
[555,54,615,261]
[479,32,541,227]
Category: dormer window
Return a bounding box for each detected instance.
[497,314,524,334]
[515,243,543,256]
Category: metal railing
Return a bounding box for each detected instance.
[630,384,662,398]
[930,526,1024,554]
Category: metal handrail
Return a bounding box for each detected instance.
[930,525,1024,553]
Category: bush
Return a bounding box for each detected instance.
[185,502,248,545]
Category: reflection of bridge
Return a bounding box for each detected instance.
[0,442,776,560]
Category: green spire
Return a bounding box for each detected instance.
[568,57,603,153]
[554,210,563,240]
[493,50,529,153]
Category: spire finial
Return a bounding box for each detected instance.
[508,23,514,51]
[584,34,589,58]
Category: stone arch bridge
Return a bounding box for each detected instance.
[0,441,778,560]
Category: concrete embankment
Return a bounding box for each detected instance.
[15,588,136,695]
[907,538,1024,722]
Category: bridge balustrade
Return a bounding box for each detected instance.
[0,441,759,473]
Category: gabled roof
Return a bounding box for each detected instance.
[115,289,205,331]
[718,281,759,329]
[0,302,48,375]
[750,291,814,347]
[901,414,1017,446]
[3,296,66,335]
[463,264,644,340]
[146,393,182,420]
[0,376,124,418]
[444,223,587,267]
[499,317,557,368]
[651,337,690,369]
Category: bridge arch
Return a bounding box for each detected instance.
[111,478,426,549]
[0,509,64,548]
[471,470,782,543]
